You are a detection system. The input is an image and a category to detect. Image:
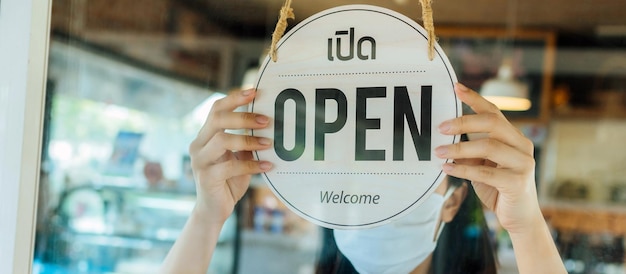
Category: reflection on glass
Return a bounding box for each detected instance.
[34,10,236,272]
[33,1,626,274]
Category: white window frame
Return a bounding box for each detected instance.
[0,0,52,273]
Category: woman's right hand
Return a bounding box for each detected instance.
[188,88,273,224]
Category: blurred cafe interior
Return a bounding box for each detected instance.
[24,0,626,273]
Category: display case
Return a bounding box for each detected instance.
[36,185,237,273]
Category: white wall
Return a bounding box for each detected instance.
[0,0,51,273]
[542,120,626,202]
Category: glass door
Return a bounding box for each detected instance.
[32,1,326,273]
[29,1,626,274]
[32,1,266,273]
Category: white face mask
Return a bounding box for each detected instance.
[334,188,455,274]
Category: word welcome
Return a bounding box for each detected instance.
[320,190,381,204]
[274,86,433,162]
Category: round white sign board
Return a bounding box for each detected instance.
[251,5,460,229]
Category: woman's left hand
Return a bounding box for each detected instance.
[435,83,541,236]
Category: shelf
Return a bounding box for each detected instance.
[60,231,178,250]
[552,107,626,120]
[541,200,626,235]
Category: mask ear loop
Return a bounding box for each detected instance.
[432,186,457,242]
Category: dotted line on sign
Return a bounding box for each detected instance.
[276,172,425,176]
[278,70,426,78]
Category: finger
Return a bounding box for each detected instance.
[193,111,270,151]
[225,176,252,203]
[444,83,533,155]
[212,88,256,114]
[192,89,258,149]
[454,83,503,116]
[471,181,498,211]
[453,158,498,170]
[227,152,258,201]
[442,163,525,191]
[199,132,272,163]
[206,159,273,182]
[439,113,533,156]
[453,158,483,166]
[436,138,535,170]
[450,158,499,210]
[234,150,254,161]
[213,112,270,130]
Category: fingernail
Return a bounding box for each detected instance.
[258,137,272,145]
[256,115,269,124]
[442,163,455,172]
[259,161,273,171]
[438,121,452,133]
[435,146,448,157]
[242,89,253,96]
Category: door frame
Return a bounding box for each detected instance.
[0,0,52,273]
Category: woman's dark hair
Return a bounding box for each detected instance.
[430,176,497,274]
[314,176,497,274]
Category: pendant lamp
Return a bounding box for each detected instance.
[480,58,531,111]
[480,0,531,111]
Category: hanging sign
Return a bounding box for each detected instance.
[251,5,460,229]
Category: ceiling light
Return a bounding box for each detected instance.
[480,59,531,111]
[480,0,531,112]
